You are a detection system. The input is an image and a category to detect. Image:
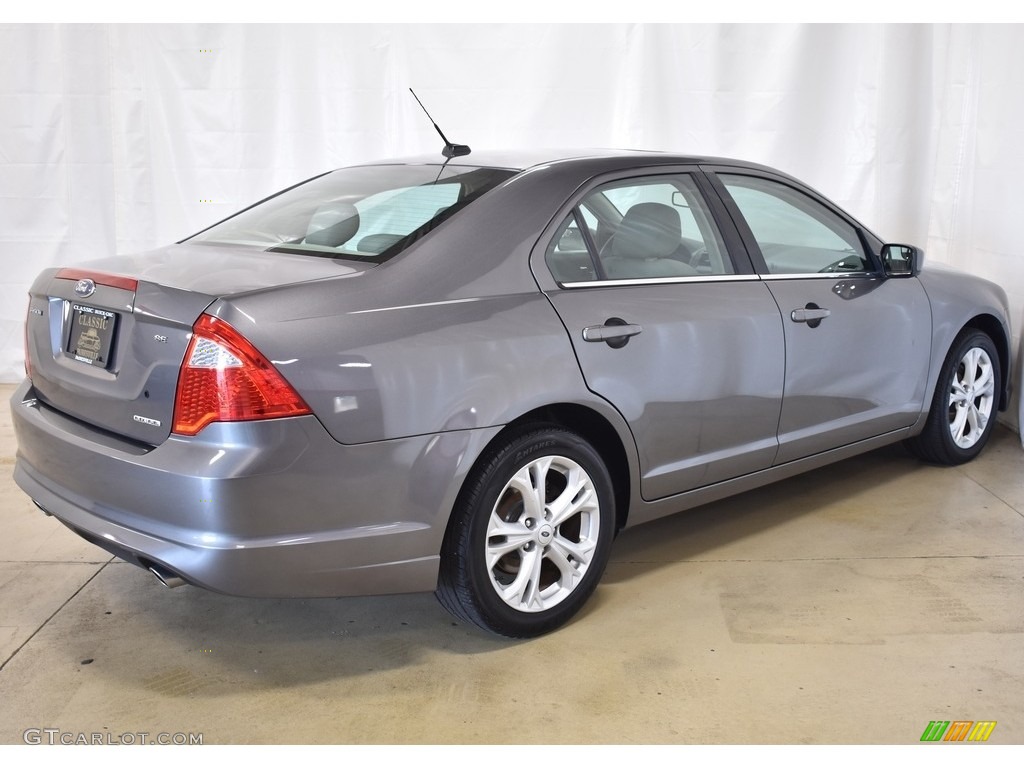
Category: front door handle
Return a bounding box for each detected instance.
[790,304,831,328]
[582,318,643,348]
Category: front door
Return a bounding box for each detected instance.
[714,172,931,464]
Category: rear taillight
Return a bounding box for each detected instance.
[172,314,311,436]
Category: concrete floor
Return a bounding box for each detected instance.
[1,381,1022,745]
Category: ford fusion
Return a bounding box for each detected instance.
[11,150,1012,637]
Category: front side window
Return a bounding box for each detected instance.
[545,174,733,284]
[720,175,871,275]
[187,165,516,263]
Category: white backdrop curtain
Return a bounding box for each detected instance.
[2,23,1023,424]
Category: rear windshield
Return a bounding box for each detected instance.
[185,164,517,263]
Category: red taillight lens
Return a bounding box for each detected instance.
[172,314,311,436]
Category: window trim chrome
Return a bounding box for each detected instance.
[759,271,877,280]
[559,274,762,289]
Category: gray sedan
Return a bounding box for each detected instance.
[11,150,1012,637]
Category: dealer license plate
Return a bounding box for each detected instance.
[67,304,118,368]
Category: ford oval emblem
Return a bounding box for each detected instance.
[74,278,96,298]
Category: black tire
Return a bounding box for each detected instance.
[905,329,1001,465]
[436,426,616,638]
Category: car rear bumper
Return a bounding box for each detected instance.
[10,380,498,598]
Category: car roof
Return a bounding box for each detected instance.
[347,148,883,251]
[353,148,779,175]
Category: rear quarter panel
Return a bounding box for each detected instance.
[216,287,601,445]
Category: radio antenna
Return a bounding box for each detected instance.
[409,88,471,159]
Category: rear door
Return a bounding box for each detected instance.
[538,168,785,501]
[708,170,931,464]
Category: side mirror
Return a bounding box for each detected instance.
[880,244,922,277]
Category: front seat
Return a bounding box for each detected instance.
[602,202,697,279]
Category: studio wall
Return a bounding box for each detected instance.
[2,23,1023,423]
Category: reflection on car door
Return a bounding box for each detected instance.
[541,171,786,500]
[714,172,931,464]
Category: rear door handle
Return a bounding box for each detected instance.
[582,318,643,348]
[790,308,831,322]
[790,304,831,328]
[582,324,643,342]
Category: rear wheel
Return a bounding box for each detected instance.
[437,426,616,638]
[906,329,1000,465]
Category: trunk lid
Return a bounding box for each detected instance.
[24,244,363,445]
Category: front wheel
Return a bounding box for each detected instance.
[436,426,616,638]
[906,329,1001,465]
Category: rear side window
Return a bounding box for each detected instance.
[187,165,516,263]
[545,173,733,284]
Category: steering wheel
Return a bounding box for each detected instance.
[688,246,711,273]
[818,257,862,274]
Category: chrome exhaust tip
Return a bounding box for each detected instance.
[148,565,186,589]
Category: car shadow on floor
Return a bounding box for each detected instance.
[603,440,956,580]
[13,434,1012,695]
